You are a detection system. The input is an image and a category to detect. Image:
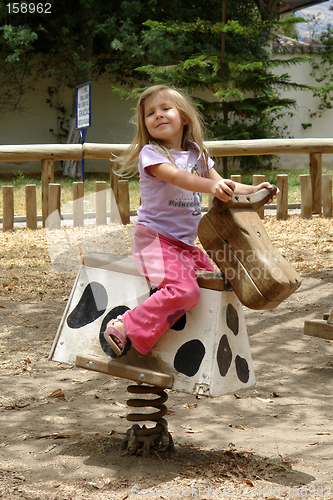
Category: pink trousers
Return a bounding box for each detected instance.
[122,224,215,355]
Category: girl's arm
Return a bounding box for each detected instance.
[206,167,277,198]
[147,163,277,202]
[146,162,235,202]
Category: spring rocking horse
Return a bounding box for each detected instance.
[49,186,301,457]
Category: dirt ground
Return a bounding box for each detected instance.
[1,215,333,500]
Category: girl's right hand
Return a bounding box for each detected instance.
[210,179,235,202]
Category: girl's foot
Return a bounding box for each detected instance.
[104,315,128,357]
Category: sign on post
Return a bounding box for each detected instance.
[76,82,91,181]
[76,82,91,129]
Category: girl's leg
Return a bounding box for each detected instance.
[105,224,215,355]
[122,228,215,354]
[104,224,167,353]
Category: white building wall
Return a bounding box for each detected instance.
[1,50,332,173]
[0,78,136,174]
[272,52,333,171]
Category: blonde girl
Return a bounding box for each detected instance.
[104,85,272,357]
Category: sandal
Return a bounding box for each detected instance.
[104,315,129,357]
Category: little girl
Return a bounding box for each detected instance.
[105,84,273,357]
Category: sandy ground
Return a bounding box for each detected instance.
[1,215,333,500]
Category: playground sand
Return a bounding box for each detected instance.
[0,215,333,499]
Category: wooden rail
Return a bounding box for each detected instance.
[2,139,333,161]
[0,139,332,229]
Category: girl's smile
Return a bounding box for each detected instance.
[144,92,187,150]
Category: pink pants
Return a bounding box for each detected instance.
[122,224,215,355]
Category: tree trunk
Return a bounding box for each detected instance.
[254,0,280,21]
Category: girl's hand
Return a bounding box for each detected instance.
[210,179,235,201]
[253,182,279,204]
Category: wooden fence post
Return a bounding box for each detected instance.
[25,184,37,229]
[2,186,14,231]
[110,165,120,222]
[41,159,54,227]
[118,180,130,225]
[96,181,107,225]
[300,174,312,219]
[310,152,322,214]
[322,173,332,218]
[253,174,265,219]
[47,183,61,230]
[276,174,288,220]
[110,167,119,201]
[73,182,84,227]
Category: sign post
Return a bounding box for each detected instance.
[76,82,91,181]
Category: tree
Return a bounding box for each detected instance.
[278,12,302,40]
[253,0,280,21]
[1,0,310,175]
[0,1,168,120]
[113,0,309,173]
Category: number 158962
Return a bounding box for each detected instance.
[6,3,51,14]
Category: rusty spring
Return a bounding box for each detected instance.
[121,384,174,457]
[126,384,168,423]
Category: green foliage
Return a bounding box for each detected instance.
[0,0,156,116]
[0,0,311,168]
[112,0,310,172]
[1,25,38,62]
[308,24,333,118]
[278,13,305,40]
[301,122,312,130]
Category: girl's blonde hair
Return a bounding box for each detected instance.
[114,85,210,176]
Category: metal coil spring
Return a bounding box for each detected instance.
[121,384,174,457]
[126,384,168,423]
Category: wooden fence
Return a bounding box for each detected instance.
[2,172,332,231]
[0,140,332,230]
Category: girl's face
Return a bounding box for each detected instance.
[143,92,187,150]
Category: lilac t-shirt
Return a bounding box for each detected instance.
[136,144,214,246]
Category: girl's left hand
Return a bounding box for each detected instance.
[210,178,235,201]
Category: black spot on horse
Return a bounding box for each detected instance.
[99,305,131,358]
[150,286,186,331]
[235,355,249,383]
[226,303,239,336]
[217,334,232,377]
[174,340,205,377]
[170,314,187,331]
[67,282,107,329]
[170,314,186,332]
[168,309,187,331]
